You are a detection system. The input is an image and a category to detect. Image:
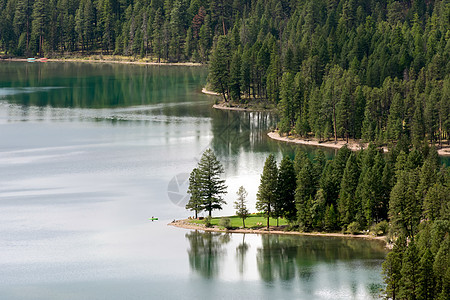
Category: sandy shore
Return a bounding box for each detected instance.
[268,131,450,156]
[201,88,221,96]
[169,219,388,245]
[1,57,203,67]
[212,102,275,112]
[268,131,366,151]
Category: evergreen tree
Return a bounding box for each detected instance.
[399,240,421,300]
[209,35,231,101]
[256,154,278,230]
[234,186,249,228]
[275,156,296,223]
[383,235,406,300]
[338,153,360,227]
[229,49,241,101]
[196,148,227,217]
[186,168,202,218]
[296,159,316,230]
[418,248,436,300]
[32,0,50,55]
[389,170,421,237]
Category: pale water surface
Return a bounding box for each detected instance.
[0,62,386,299]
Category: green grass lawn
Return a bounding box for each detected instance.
[188,214,288,229]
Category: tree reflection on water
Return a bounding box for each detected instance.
[185,230,230,279]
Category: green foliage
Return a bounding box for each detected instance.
[370,221,389,236]
[256,154,278,229]
[276,156,297,223]
[204,216,212,228]
[219,217,232,229]
[186,168,202,219]
[346,221,360,235]
[187,148,227,217]
[234,186,249,228]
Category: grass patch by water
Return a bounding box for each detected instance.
[188,214,288,229]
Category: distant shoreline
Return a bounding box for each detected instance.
[1,57,203,67]
[268,131,450,156]
[169,219,388,246]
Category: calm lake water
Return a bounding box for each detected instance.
[0,62,386,299]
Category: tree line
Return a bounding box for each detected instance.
[206,0,450,148]
[0,0,240,61]
[254,143,448,299]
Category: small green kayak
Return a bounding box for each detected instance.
[149,217,158,221]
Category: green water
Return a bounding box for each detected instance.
[0,61,386,299]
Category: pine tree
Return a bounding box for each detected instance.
[100,0,114,53]
[14,0,33,54]
[186,168,202,218]
[417,248,435,299]
[338,153,360,227]
[275,156,296,224]
[389,170,421,237]
[229,49,241,101]
[234,186,249,228]
[196,148,227,217]
[256,154,278,230]
[296,159,316,230]
[399,240,420,300]
[209,35,231,101]
[383,235,406,300]
[32,0,50,55]
[152,8,163,62]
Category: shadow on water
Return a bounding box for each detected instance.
[185,230,230,279]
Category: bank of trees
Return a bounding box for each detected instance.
[254,143,448,299]
[205,0,450,148]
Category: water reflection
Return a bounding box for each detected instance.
[185,231,230,279]
[236,234,249,274]
[210,110,279,157]
[0,62,209,112]
[257,235,298,282]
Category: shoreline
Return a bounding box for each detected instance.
[201,88,276,112]
[212,101,276,112]
[169,219,388,246]
[1,57,203,67]
[268,131,450,156]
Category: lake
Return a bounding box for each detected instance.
[0,62,386,299]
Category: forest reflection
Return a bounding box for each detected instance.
[257,235,386,283]
[186,231,386,283]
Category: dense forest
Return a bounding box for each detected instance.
[1,0,449,146]
[253,144,449,299]
[205,0,450,148]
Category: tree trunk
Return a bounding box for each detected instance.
[243,218,245,228]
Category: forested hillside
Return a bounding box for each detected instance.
[205,0,450,148]
[1,1,449,148]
